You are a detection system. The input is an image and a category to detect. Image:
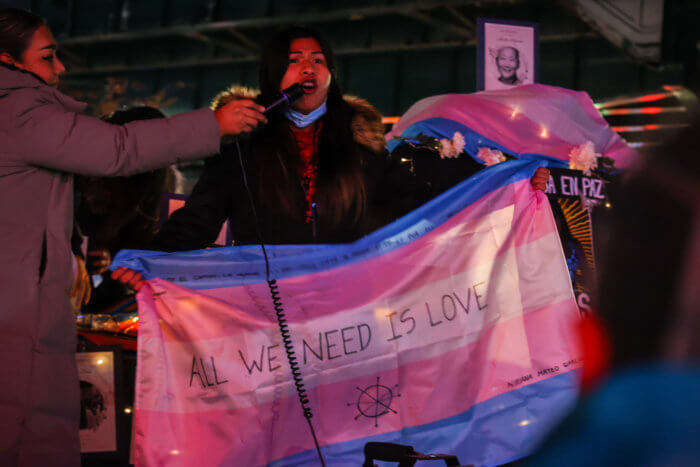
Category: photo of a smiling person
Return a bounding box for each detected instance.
[495,46,522,85]
[479,19,537,91]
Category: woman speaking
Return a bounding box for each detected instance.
[145,26,426,252]
[132,26,548,253]
[0,8,266,466]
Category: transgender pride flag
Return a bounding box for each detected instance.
[386,84,636,169]
[113,158,582,466]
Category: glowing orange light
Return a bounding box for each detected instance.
[636,93,669,103]
[539,126,549,138]
[596,91,673,109]
[612,123,664,132]
[612,125,640,132]
[382,116,400,125]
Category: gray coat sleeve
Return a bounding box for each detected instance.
[10,90,221,176]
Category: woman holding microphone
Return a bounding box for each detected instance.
[0,8,266,466]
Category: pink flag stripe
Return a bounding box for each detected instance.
[134,299,581,466]
[475,86,618,152]
[476,85,609,128]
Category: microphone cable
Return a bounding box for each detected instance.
[234,137,326,467]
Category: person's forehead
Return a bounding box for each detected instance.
[289,37,323,53]
[28,24,57,50]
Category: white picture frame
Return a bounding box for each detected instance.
[77,351,118,453]
[477,18,540,91]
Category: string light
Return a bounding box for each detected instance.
[611,123,688,133]
[600,106,686,116]
[124,407,132,414]
[596,91,673,109]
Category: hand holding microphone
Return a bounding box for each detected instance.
[215,99,267,136]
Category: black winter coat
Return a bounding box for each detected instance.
[151,144,423,250]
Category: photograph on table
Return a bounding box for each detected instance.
[76,346,128,462]
[77,351,117,452]
[477,18,539,91]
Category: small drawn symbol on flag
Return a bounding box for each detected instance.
[347,376,400,428]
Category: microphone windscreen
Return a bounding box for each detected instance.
[283,83,304,102]
[263,83,304,115]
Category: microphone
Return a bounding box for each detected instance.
[263,83,304,115]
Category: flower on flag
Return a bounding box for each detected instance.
[477,147,506,166]
[438,132,466,159]
[568,141,600,175]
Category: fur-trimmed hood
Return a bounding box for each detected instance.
[211,85,386,153]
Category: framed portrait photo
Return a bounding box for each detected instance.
[76,346,129,462]
[477,18,540,91]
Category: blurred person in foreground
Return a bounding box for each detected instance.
[525,117,700,466]
[0,7,266,466]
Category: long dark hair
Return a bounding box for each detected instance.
[0,8,44,61]
[255,26,366,228]
[76,106,173,252]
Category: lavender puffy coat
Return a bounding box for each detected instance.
[0,64,220,466]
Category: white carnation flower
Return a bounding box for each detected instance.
[451,132,466,154]
[439,138,457,159]
[477,147,506,166]
[568,141,600,175]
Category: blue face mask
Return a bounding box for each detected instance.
[285,99,327,128]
